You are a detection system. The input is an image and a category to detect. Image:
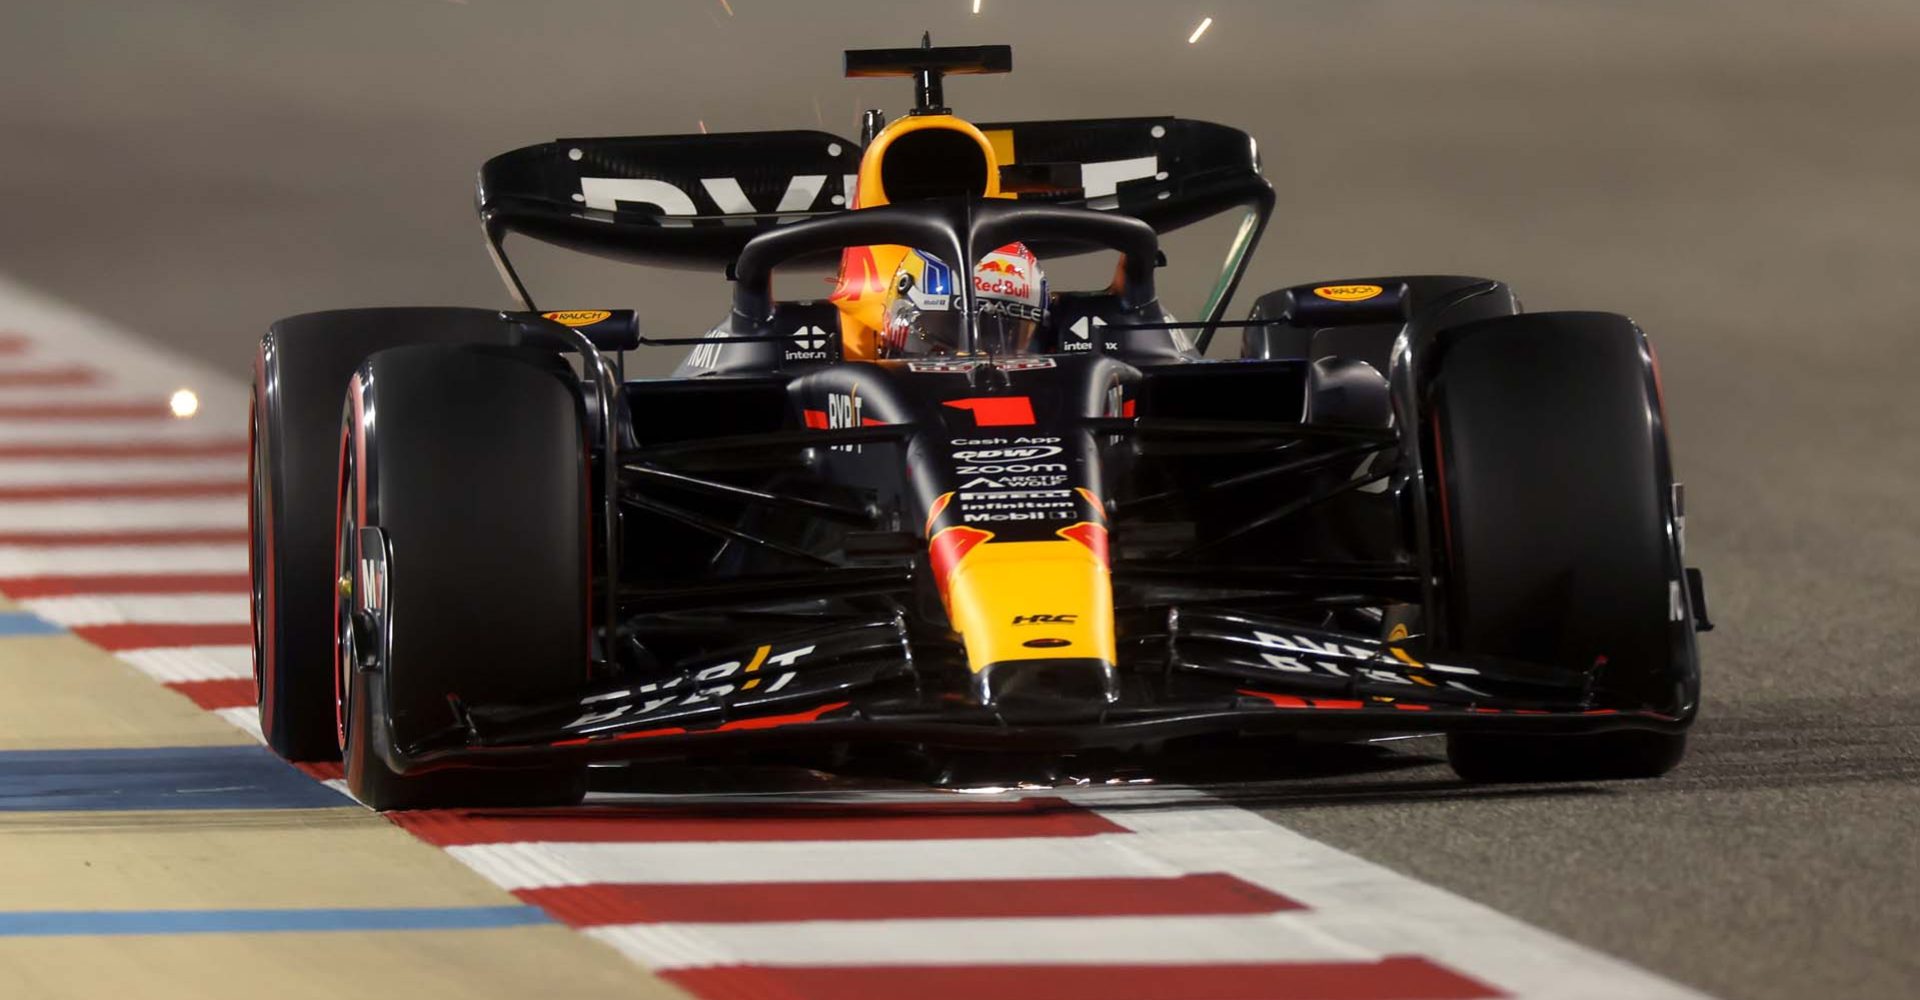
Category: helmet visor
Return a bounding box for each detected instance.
[887,300,1041,357]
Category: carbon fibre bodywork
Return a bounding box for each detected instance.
[273,43,1705,791]
[344,292,1700,777]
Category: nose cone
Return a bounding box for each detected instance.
[975,656,1119,719]
[932,524,1117,712]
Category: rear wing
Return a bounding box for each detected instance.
[980,117,1272,233]
[478,117,1273,315]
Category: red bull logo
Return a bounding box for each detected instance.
[974,274,1032,299]
[977,258,1027,279]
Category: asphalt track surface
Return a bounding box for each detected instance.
[1,2,1917,998]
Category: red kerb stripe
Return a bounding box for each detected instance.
[393,796,1125,846]
[72,622,251,651]
[296,761,345,781]
[664,958,1502,1000]
[0,366,101,387]
[0,528,248,546]
[517,873,1301,926]
[0,440,247,459]
[0,481,246,500]
[166,678,256,711]
[0,573,248,597]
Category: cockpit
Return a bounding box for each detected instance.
[471,40,1275,374]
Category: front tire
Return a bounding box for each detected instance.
[338,344,590,810]
[1423,312,1697,781]
[251,310,516,762]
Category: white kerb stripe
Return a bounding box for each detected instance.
[0,422,242,444]
[0,271,247,405]
[446,834,1184,891]
[1088,802,1715,1000]
[0,458,242,485]
[587,913,1370,971]
[0,499,245,531]
[22,594,248,626]
[214,706,265,744]
[118,646,252,683]
[0,544,245,576]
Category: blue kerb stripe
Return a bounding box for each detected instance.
[0,906,552,936]
[0,611,64,636]
[0,746,350,811]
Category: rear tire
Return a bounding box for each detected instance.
[1423,311,1696,782]
[338,344,589,810]
[251,309,516,762]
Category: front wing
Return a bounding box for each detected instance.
[381,611,1686,774]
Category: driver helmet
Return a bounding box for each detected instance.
[880,243,1047,357]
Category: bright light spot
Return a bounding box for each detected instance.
[169,388,200,419]
[972,0,982,13]
[1188,16,1213,44]
[717,0,734,16]
[698,120,709,134]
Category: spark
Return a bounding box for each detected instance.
[1188,16,1213,44]
[717,0,734,16]
[698,120,709,134]
[168,388,199,419]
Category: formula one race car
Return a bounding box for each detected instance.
[250,42,1710,809]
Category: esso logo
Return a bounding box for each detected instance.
[953,445,1063,462]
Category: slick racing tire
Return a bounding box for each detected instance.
[1422,312,1697,782]
[337,344,589,811]
[252,309,515,762]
